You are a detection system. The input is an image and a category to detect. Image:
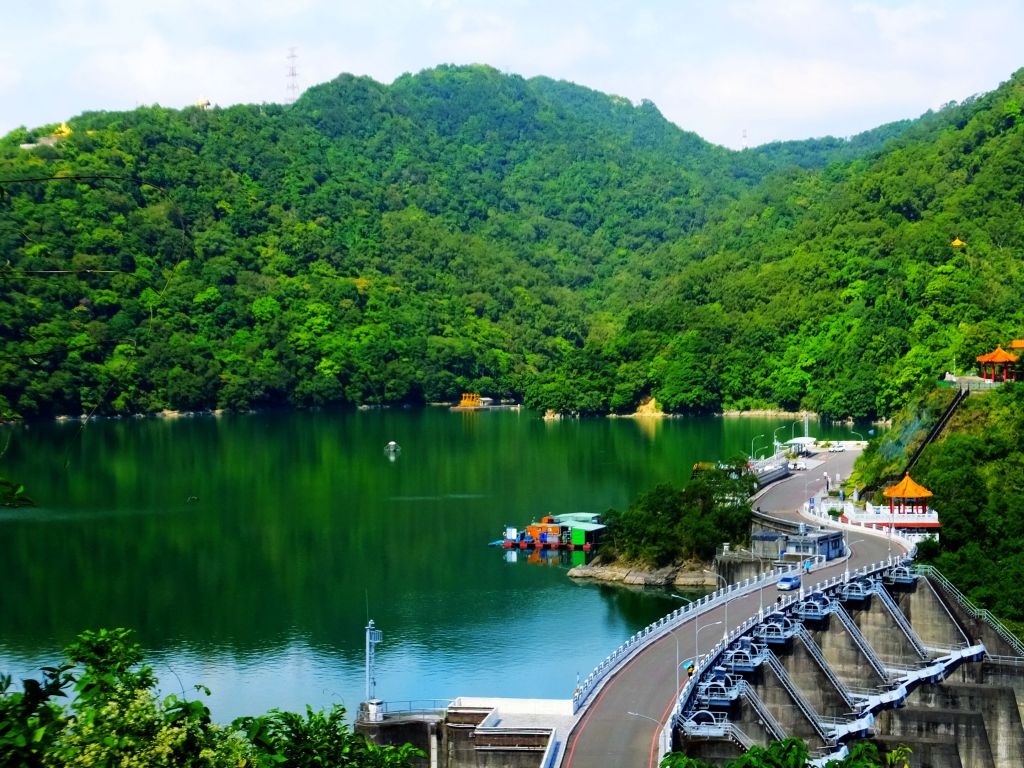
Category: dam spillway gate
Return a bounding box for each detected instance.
[674,563,1024,767]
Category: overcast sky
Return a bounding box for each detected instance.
[3,0,1022,149]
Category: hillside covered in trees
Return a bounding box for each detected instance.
[2,64,1023,420]
[909,384,1024,628]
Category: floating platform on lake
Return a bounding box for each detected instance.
[495,513,604,552]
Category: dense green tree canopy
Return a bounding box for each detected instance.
[908,384,1024,624]
[602,459,757,566]
[2,64,1023,420]
[0,628,422,767]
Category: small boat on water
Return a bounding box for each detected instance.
[384,441,401,459]
[494,513,605,552]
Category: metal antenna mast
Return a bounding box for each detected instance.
[365,619,383,700]
[286,47,299,104]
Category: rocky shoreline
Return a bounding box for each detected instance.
[567,557,716,588]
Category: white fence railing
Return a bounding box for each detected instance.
[913,564,1024,658]
[570,561,800,713]
[800,503,920,552]
[660,557,904,764]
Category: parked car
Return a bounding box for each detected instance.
[777,574,802,591]
[828,443,846,452]
[788,461,807,470]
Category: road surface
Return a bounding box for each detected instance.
[562,444,895,768]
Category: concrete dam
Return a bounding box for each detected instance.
[675,562,1024,768]
[356,446,1021,767]
[358,558,1024,768]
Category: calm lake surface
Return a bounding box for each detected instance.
[0,408,855,720]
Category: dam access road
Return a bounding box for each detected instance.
[561,442,886,768]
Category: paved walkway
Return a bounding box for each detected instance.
[562,444,891,768]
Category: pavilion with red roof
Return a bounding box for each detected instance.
[883,474,933,516]
[976,345,1019,382]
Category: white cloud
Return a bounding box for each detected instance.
[2,0,1024,147]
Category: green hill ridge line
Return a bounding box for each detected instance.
[2,64,1023,420]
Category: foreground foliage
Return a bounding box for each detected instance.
[0,476,33,507]
[661,737,911,768]
[602,459,757,567]
[2,65,1024,420]
[0,628,421,768]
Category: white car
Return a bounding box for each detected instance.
[828,443,846,452]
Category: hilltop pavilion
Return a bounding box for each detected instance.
[977,345,1019,382]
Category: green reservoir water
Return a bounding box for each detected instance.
[0,409,856,720]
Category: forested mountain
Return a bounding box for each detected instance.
[1,64,1023,420]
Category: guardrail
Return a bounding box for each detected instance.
[871,581,929,659]
[913,564,1024,657]
[379,698,454,714]
[661,557,904,763]
[901,386,968,477]
[799,503,919,558]
[570,561,800,713]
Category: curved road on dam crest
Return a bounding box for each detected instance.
[562,444,898,768]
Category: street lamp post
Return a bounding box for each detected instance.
[627,708,670,756]
[704,570,730,641]
[671,594,696,695]
[791,420,801,440]
[845,537,864,581]
[735,547,765,615]
[674,652,697,697]
[850,429,863,443]
[627,710,660,724]
[804,478,818,502]
[694,620,724,674]
[773,425,787,454]
[751,434,765,460]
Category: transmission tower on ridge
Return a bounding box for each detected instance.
[286,47,299,104]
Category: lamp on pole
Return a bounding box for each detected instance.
[791,420,801,440]
[735,547,765,615]
[671,594,696,695]
[627,710,660,724]
[850,429,863,443]
[845,537,864,582]
[803,479,821,521]
[773,425,787,453]
[674,653,699,697]
[750,434,765,460]
[626,708,675,757]
[695,620,724,670]
[704,570,730,641]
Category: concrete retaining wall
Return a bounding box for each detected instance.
[809,616,887,688]
[894,579,969,649]
[848,595,923,666]
[777,637,850,719]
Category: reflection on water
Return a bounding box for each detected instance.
[0,409,854,720]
